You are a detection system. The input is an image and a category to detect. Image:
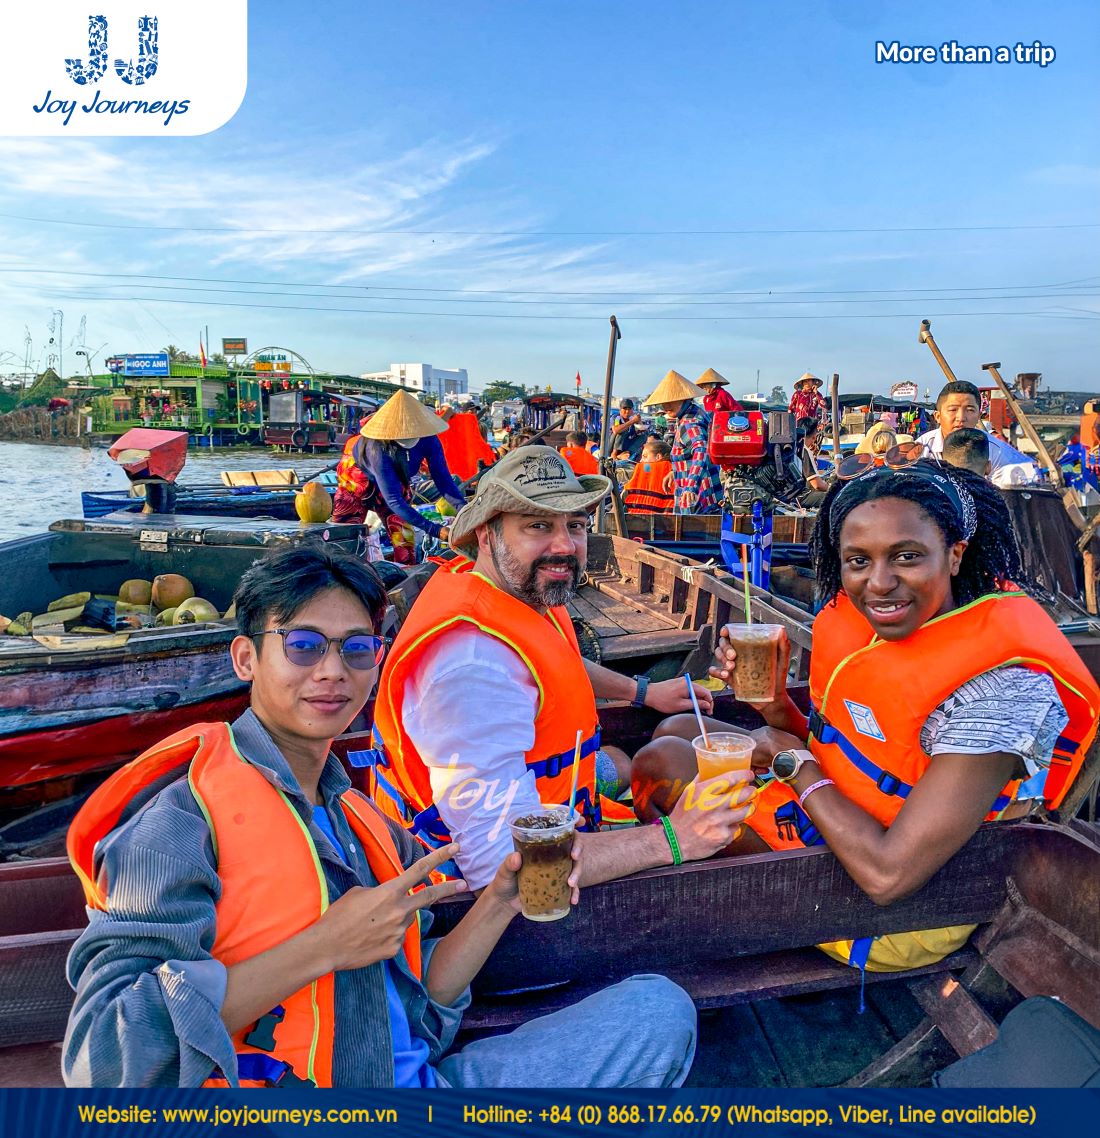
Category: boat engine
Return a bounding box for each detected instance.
[707,410,804,511]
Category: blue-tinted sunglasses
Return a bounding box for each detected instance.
[255,628,389,670]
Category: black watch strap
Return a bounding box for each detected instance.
[631,674,650,708]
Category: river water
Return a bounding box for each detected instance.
[0,440,334,543]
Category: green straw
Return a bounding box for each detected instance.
[740,543,753,624]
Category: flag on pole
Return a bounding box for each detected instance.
[575,370,581,392]
[199,337,207,369]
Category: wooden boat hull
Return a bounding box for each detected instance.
[0,691,250,789]
[2,819,1096,1073]
[81,490,299,521]
[0,514,366,788]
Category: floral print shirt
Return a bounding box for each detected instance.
[670,401,723,514]
[789,388,827,423]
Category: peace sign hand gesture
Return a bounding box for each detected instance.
[313,843,467,972]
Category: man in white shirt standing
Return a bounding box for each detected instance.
[373,446,755,890]
[917,381,1039,486]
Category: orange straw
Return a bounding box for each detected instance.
[740,544,753,624]
[567,729,583,815]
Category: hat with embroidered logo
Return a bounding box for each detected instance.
[448,445,611,555]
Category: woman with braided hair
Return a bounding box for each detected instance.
[635,458,1099,971]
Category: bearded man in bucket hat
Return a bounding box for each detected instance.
[372,446,755,892]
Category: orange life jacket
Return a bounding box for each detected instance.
[748,591,1100,850]
[438,413,495,482]
[336,434,370,496]
[622,460,674,514]
[559,446,599,475]
[67,722,421,1089]
[372,558,634,845]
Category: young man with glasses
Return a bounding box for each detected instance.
[64,540,697,1089]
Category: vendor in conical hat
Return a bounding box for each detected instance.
[643,371,723,514]
[788,371,828,424]
[331,389,466,563]
[695,368,743,415]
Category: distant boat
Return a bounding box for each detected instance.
[0,512,362,791]
[80,486,300,520]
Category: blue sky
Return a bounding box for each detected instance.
[1,0,1098,400]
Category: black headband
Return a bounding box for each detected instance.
[829,465,978,541]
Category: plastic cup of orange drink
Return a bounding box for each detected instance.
[692,731,755,781]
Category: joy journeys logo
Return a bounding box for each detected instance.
[1,2,247,136]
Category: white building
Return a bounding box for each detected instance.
[359,362,469,403]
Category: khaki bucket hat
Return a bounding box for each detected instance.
[643,370,705,408]
[696,368,730,388]
[449,446,611,555]
[360,389,447,440]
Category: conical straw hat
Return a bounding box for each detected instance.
[796,371,823,388]
[360,389,447,439]
[643,370,705,407]
[696,368,729,387]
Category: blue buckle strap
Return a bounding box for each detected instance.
[811,706,1012,814]
[243,1005,285,1052]
[526,728,602,781]
[574,786,598,831]
[847,936,874,1015]
[773,799,824,847]
[346,725,391,770]
[408,802,453,847]
[809,706,913,800]
[233,1053,316,1088]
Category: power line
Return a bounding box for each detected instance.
[46,291,1100,321]
[41,280,1100,308]
[2,266,1097,303]
[0,209,1098,238]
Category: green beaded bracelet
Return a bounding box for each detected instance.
[659,815,683,865]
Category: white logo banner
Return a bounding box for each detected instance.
[0,1,247,136]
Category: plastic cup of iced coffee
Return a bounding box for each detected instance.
[726,623,784,704]
[509,805,577,922]
[692,731,755,781]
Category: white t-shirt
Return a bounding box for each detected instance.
[402,625,544,889]
[916,427,1038,481]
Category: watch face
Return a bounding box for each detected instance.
[772,751,798,780]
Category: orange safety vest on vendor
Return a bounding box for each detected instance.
[622,460,674,514]
[372,558,635,846]
[748,590,1100,853]
[67,722,421,1089]
[438,412,496,482]
[335,434,371,496]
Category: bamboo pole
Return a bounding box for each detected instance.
[595,316,622,534]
